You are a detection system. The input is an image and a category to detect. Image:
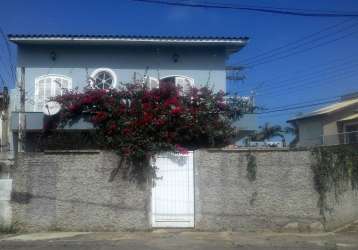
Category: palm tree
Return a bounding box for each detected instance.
[284,125,299,147]
[251,123,285,141]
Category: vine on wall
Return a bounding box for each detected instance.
[246,153,257,182]
[311,144,358,220]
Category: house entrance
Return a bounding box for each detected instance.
[151,152,194,228]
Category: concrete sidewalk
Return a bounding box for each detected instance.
[0,228,358,250]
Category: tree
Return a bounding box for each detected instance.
[250,123,285,141]
[284,125,299,147]
[48,81,247,181]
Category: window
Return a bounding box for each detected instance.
[160,75,194,93]
[344,122,358,144]
[145,76,159,89]
[34,75,72,111]
[90,68,117,89]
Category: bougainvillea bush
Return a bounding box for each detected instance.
[51,82,246,181]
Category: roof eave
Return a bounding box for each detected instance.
[8,36,248,52]
[287,113,326,123]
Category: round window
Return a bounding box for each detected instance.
[91,68,117,89]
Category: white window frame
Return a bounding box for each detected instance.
[34,74,72,112]
[90,68,117,89]
[145,76,160,89]
[160,75,195,94]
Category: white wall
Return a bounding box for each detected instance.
[15,44,227,112]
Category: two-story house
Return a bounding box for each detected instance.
[0,34,253,229]
[7,34,252,152]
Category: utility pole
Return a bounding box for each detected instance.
[18,67,26,152]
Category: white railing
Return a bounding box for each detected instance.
[321,131,358,146]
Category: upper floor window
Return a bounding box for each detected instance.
[34,74,72,111]
[160,75,194,93]
[145,76,159,89]
[90,68,117,89]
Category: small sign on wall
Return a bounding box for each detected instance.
[0,180,12,201]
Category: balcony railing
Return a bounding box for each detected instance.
[322,131,358,146]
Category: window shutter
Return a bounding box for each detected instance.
[34,75,73,111]
[44,78,52,104]
[35,79,45,111]
[175,76,194,93]
[54,78,62,96]
[148,77,159,89]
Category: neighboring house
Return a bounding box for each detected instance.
[6,34,252,152]
[287,92,358,147]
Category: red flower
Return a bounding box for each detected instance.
[143,112,153,123]
[122,127,132,136]
[91,111,108,124]
[171,107,182,115]
[175,144,189,155]
[142,103,151,111]
[106,122,117,135]
[81,96,93,105]
[164,97,179,107]
[155,118,166,126]
[68,104,80,112]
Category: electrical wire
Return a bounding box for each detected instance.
[261,95,341,111]
[254,61,358,95]
[237,55,358,93]
[255,99,341,114]
[131,0,358,17]
[238,19,354,65]
[256,69,358,97]
[247,28,358,68]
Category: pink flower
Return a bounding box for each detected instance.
[68,104,80,112]
[81,96,93,105]
[171,107,182,115]
[91,111,108,124]
[164,97,179,107]
[175,144,189,155]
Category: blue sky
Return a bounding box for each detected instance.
[0,0,358,129]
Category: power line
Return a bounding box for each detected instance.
[238,55,358,93]
[247,28,358,68]
[238,19,354,65]
[256,69,358,97]
[261,95,341,111]
[131,0,358,17]
[241,66,358,98]
[254,60,358,94]
[255,99,340,114]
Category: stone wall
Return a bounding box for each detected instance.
[10,149,358,232]
[0,179,12,226]
[11,151,151,231]
[0,159,12,226]
[194,149,358,232]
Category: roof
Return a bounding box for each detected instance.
[288,98,358,122]
[8,34,248,52]
[338,113,358,122]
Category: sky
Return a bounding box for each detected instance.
[0,0,358,130]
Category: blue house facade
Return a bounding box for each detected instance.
[7,34,254,152]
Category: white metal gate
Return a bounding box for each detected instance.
[151,152,194,228]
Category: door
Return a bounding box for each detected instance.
[152,152,194,228]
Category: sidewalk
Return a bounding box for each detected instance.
[1,228,358,250]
